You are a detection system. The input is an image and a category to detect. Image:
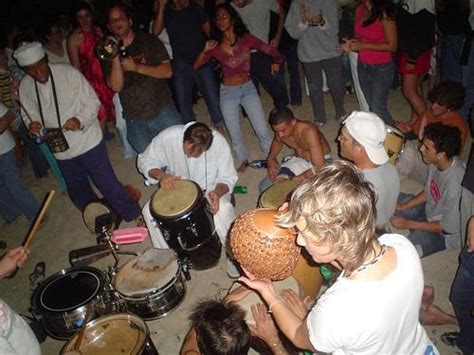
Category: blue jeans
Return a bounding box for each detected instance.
[126,105,183,154]
[396,193,446,257]
[250,51,289,109]
[0,149,39,222]
[220,81,272,162]
[281,41,302,105]
[57,140,141,221]
[460,38,474,120]
[358,60,395,126]
[440,34,464,83]
[172,59,224,127]
[113,93,136,159]
[450,248,474,354]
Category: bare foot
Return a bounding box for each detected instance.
[422,285,435,306]
[422,304,458,326]
[237,161,248,173]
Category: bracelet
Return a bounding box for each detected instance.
[268,299,284,313]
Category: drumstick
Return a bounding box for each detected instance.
[23,190,55,250]
[74,303,94,351]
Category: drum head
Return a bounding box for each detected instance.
[151,180,199,218]
[259,179,300,209]
[114,248,179,297]
[83,201,112,233]
[37,268,103,312]
[62,313,147,355]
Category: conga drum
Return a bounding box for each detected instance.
[291,250,323,300]
[258,179,300,209]
[384,126,406,164]
[150,180,221,270]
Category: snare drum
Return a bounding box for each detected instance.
[61,313,158,355]
[258,179,300,209]
[114,248,186,320]
[31,267,105,340]
[150,180,221,270]
[384,126,406,164]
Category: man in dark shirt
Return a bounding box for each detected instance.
[152,0,225,131]
[104,3,182,153]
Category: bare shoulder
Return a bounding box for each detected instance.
[67,29,83,45]
[296,120,321,138]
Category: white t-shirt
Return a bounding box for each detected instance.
[363,163,400,227]
[232,0,279,43]
[307,234,438,355]
[43,40,71,65]
[0,103,15,155]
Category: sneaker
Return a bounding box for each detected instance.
[441,331,460,348]
[227,259,241,278]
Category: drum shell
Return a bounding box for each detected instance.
[384,126,406,164]
[30,267,106,340]
[117,267,186,320]
[61,313,158,355]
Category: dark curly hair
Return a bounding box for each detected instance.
[211,4,249,42]
[362,0,397,26]
[423,123,462,159]
[427,81,465,111]
[190,299,251,355]
[269,107,295,126]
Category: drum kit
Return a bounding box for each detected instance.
[29,180,224,353]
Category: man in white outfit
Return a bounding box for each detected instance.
[138,122,239,276]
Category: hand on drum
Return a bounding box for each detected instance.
[249,303,279,343]
[267,159,280,181]
[281,289,310,320]
[207,191,220,215]
[0,246,29,279]
[238,268,275,300]
[160,175,181,191]
[394,121,412,134]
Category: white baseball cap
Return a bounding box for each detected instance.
[13,42,45,67]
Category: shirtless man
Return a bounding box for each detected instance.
[259,107,331,192]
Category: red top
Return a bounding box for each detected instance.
[354,4,392,65]
[202,33,283,80]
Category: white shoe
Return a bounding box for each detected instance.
[227,259,240,278]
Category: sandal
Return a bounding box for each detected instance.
[29,262,46,291]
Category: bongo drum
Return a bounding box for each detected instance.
[114,248,185,320]
[61,313,158,355]
[82,200,121,233]
[230,209,300,280]
[384,126,406,164]
[258,179,300,209]
[150,180,221,270]
[291,250,323,300]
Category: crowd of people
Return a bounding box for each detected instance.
[0,0,473,354]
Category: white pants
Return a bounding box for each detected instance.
[348,51,369,112]
[142,193,236,250]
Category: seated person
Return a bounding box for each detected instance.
[260,107,331,192]
[240,161,438,354]
[391,123,465,257]
[0,246,41,354]
[338,111,400,229]
[395,81,469,183]
[180,294,289,355]
[137,122,239,276]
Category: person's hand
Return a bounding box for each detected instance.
[312,10,324,26]
[62,117,82,131]
[299,3,310,24]
[267,159,280,180]
[270,63,280,75]
[225,286,252,304]
[269,36,280,48]
[390,215,410,229]
[338,38,353,53]
[28,121,43,137]
[395,121,411,133]
[249,303,279,343]
[281,289,310,320]
[208,191,220,215]
[238,267,274,297]
[0,247,29,279]
[203,40,218,54]
[348,39,361,51]
[160,175,181,191]
[121,57,138,72]
[395,202,407,212]
[466,216,474,252]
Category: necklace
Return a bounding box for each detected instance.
[353,245,386,274]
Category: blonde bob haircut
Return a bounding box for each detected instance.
[277,161,378,274]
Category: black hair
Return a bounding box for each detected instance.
[40,18,60,42]
[268,107,295,126]
[362,0,397,26]
[190,299,251,355]
[427,81,465,111]
[423,123,462,159]
[212,3,249,42]
[106,2,134,21]
[183,122,213,151]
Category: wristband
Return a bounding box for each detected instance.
[268,298,284,313]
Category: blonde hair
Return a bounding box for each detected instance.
[277,161,378,273]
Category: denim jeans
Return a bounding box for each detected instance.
[396,193,446,257]
[460,38,474,120]
[126,105,183,154]
[302,56,346,123]
[250,51,289,109]
[113,93,136,159]
[220,81,272,162]
[0,149,39,222]
[450,248,474,354]
[358,60,395,126]
[439,34,464,83]
[281,41,302,105]
[172,59,224,127]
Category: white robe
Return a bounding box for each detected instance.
[138,123,238,247]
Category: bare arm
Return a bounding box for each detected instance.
[193,40,217,70]
[267,136,284,179]
[397,191,427,211]
[270,4,286,47]
[152,0,167,35]
[180,328,201,355]
[0,110,14,134]
[106,56,125,92]
[67,31,82,69]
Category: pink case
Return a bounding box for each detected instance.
[111,227,148,244]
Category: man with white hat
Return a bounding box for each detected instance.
[14,42,141,222]
[338,111,400,229]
